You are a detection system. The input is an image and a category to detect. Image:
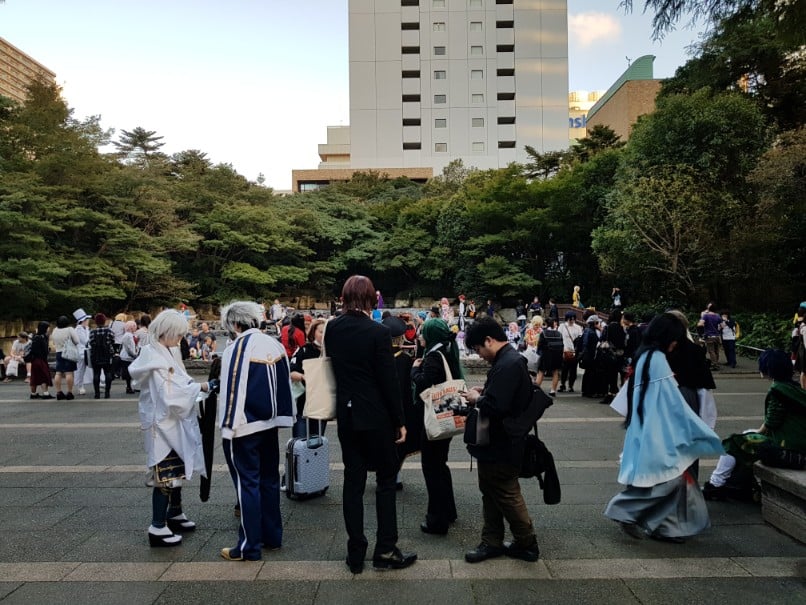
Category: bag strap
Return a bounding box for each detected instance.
[319,319,329,358]
[436,351,453,381]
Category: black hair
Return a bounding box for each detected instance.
[609,309,623,324]
[624,313,687,429]
[759,349,796,383]
[622,312,636,323]
[139,314,151,328]
[464,316,506,348]
[37,321,49,335]
[56,315,70,328]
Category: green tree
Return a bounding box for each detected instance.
[113,126,166,167]
[662,7,806,130]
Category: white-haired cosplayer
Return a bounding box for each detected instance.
[128,309,216,547]
[217,301,294,561]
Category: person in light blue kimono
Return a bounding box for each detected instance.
[604,313,724,543]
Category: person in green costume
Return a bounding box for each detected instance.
[704,349,806,500]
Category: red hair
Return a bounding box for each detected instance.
[341,275,376,313]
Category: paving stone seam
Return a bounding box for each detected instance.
[0,558,803,582]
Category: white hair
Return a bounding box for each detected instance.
[220,301,262,334]
[149,309,189,343]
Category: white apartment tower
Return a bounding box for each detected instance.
[348,0,569,174]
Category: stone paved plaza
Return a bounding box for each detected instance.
[0,363,804,604]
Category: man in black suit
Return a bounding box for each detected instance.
[325,275,417,574]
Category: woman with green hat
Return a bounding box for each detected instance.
[411,318,465,535]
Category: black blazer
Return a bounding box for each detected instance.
[325,312,404,431]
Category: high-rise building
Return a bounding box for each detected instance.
[348,0,569,174]
[0,37,56,105]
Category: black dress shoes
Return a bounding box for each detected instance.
[464,542,505,563]
[420,522,448,535]
[345,556,364,574]
[372,548,417,570]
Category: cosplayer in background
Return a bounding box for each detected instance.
[705,349,806,501]
[604,313,724,543]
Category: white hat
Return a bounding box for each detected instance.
[73,308,91,323]
[586,315,601,324]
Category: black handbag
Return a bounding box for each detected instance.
[463,406,490,446]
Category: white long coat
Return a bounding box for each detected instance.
[128,343,205,479]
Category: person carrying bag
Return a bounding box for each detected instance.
[302,319,337,421]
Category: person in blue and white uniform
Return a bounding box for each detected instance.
[218,301,295,561]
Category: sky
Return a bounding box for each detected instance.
[1,1,706,190]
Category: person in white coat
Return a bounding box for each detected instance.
[128,309,217,548]
[73,309,91,395]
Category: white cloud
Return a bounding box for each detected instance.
[569,12,623,48]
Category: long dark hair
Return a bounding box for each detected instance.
[624,313,687,428]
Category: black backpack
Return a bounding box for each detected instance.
[544,328,563,352]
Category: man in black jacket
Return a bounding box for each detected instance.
[463,317,540,563]
[325,275,417,574]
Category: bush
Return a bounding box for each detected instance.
[732,313,792,358]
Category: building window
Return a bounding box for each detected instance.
[433,21,446,31]
[471,93,484,103]
[403,118,421,126]
[434,70,446,79]
[434,94,447,104]
[402,70,421,78]
[497,92,515,100]
[498,140,516,148]
[470,45,483,56]
[402,94,421,102]
[403,142,422,150]
[470,69,483,80]
[435,118,447,128]
[497,116,516,124]
[495,0,513,4]
[472,141,485,152]
[402,46,420,54]
[401,0,419,5]
[434,46,446,56]
[472,117,485,127]
[469,0,483,8]
[497,68,514,76]
[496,20,514,28]
[401,22,420,30]
[497,44,515,52]
[470,21,483,32]
[435,143,448,152]
[433,0,445,7]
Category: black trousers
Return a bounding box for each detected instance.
[338,421,399,561]
[421,436,457,529]
[561,358,578,389]
[92,363,113,396]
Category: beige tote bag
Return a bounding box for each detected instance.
[302,320,337,420]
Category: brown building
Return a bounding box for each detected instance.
[0,37,56,104]
[584,55,661,142]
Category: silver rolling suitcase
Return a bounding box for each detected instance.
[283,421,329,500]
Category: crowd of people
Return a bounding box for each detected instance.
[2,288,805,570]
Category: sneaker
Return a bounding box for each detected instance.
[504,541,540,562]
[78,388,86,395]
[372,548,417,570]
[220,547,261,561]
[464,542,505,563]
